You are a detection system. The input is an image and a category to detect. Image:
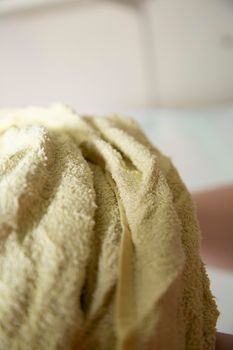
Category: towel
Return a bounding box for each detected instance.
[0,105,218,350]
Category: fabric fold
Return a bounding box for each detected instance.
[0,105,218,350]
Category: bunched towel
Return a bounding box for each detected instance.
[0,105,218,350]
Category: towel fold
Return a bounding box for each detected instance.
[0,105,218,350]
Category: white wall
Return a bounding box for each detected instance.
[145,0,233,107]
[0,2,148,113]
[0,0,233,111]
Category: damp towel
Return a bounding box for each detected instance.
[0,105,218,350]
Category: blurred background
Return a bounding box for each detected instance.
[0,0,233,335]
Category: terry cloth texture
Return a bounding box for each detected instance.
[0,105,218,350]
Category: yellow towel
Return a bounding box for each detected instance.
[0,105,218,350]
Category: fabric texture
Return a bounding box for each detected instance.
[0,105,218,350]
